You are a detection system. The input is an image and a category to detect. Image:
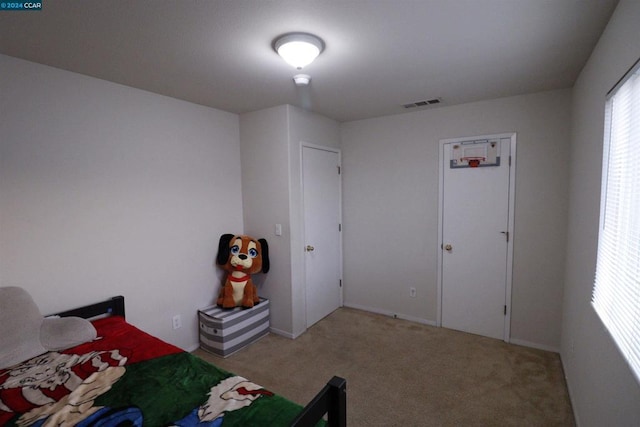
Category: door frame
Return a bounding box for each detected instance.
[436,132,517,342]
[301,142,344,328]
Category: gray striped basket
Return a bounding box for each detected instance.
[198,298,269,358]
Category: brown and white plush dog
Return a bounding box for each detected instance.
[216,234,269,309]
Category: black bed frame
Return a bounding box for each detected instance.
[54,295,347,427]
[55,295,126,320]
[291,375,347,427]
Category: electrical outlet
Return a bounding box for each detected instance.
[172,314,181,330]
[410,287,417,298]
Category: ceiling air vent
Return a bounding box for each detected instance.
[403,98,442,109]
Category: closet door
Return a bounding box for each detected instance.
[439,134,516,341]
[302,145,342,328]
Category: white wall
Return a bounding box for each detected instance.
[561,0,640,424]
[240,105,293,334]
[240,104,340,337]
[341,89,571,351]
[0,55,243,351]
[287,106,341,337]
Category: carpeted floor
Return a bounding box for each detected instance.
[193,307,574,426]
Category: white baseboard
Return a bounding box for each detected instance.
[343,303,559,353]
[343,302,437,327]
[185,343,200,352]
[509,338,559,353]
[269,304,437,340]
[560,353,581,426]
[269,326,296,339]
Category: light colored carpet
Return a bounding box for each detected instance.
[193,307,574,426]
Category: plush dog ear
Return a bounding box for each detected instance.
[258,238,269,273]
[216,234,235,265]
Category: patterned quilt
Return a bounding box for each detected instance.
[0,317,306,426]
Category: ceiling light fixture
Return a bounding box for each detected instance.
[274,33,324,70]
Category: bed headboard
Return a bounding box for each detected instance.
[54,296,125,319]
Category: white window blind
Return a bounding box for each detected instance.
[593,60,640,384]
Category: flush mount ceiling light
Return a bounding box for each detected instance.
[274,33,324,70]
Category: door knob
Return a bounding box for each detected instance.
[306,245,315,252]
[444,244,453,252]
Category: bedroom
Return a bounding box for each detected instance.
[1,0,639,425]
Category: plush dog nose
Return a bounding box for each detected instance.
[239,254,248,260]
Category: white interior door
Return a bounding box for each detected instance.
[303,145,342,328]
[439,134,515,341]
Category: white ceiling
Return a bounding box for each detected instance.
[0,0,618,122]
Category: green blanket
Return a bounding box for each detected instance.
[0,316,323,426]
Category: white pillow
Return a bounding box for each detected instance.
[0,287,46,369]
[40,316,97,351]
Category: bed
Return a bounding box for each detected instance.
[0,295,346,427]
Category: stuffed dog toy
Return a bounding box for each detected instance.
[216,234,269,309]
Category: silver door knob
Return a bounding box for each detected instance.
[444,244,453,252]
[306,245,315,252]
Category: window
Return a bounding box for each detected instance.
[593,59,640,384]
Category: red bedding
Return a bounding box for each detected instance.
[0,316,306,426]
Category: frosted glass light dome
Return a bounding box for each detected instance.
[275,33,324,70]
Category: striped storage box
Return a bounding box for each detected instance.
[198,298,269,358]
